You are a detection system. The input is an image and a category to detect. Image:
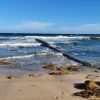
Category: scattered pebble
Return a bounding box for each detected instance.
[19,90,22,92]
[86,74,99,79]
[94,70,98,73]
[7,75,15,79]
[28,73,40,77]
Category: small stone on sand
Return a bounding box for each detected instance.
[7,75,15,79]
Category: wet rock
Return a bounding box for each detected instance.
[7,75,15,79]
[43,64,57,70]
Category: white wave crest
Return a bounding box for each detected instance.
[0,54,35,60]
[24,35,90,40]
[0,43,40,47]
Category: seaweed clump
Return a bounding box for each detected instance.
[73,80,100,99]
[43,63,68,75]
[43,64,57,70]
[58,66,67,71]
[42,62,81,75]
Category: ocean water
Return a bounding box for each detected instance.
[0,33,100,73]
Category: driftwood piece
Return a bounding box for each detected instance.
[35,39,91,66]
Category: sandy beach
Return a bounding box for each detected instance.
[0,67,100,100]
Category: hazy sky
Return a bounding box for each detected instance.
[0,0,100,33]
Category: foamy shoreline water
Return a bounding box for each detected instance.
[0,43,41,47]
[0,34,100,73]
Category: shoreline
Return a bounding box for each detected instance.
[0,67,100,100]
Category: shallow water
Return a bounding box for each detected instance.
[0,33,100,73]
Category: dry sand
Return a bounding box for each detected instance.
[0,67,100,100]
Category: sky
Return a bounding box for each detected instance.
[0,0,100,34]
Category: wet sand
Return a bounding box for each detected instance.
[0,67,100,100]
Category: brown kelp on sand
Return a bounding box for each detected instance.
[73,80,100,99]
